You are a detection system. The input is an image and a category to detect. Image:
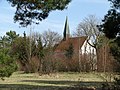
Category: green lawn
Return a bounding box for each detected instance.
[0,72,115,90]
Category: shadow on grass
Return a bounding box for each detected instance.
[0,84,73,90]
[0,80,113,90]
[21,80,106,87]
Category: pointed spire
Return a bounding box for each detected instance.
[63,16,70,40]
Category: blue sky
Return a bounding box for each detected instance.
[0,0,110,36]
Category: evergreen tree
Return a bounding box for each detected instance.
[6,30,19,44]
[0,49,17,80]
[98,0,120,88]
[65,43,74,59]
[7,0,71,27]
[0,31,19,80]
[98,0,120,62]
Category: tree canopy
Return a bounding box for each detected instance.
[7,0,71,27]
[98,0,120,39]
[108,0,120,9]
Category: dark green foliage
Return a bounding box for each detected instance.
[98,0,120,39]
[11,32,28,62]
[11,32,45,73]
[0,31,19,79]
[98,9,120,39]
[11,34,34,73]
[7,0,71,27]
[12,37,29,62]
[108,0,120,9]
[110,38,120,63]
[65,43,74,59]
[6,30,19,43]
[0,49,17,79]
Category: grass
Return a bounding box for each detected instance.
[0,72,115,90]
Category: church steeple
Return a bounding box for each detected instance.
[63,16,70,40]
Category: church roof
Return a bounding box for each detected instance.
[55,36,88,52]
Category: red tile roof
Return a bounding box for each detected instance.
[55,36,88,52]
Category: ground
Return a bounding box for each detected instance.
[0,72,115,90]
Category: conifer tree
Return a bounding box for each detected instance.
[7,0,71,27]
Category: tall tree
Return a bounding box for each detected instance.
[11,32,32,72]
[41,30,62,73]
[7,0,71,27]
[98,1,120,87]
[74,15,104,72]
[37,36,44,74]
[98,0,120,63]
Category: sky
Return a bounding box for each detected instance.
[0,0,111,36]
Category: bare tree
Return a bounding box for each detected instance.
[40,30,62,74]
[42,29,62,47]
[74,15,102,72]
[74,15,102,48]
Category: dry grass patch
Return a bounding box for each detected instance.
[0,72,115,88]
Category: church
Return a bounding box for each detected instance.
[54,17,97,72]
